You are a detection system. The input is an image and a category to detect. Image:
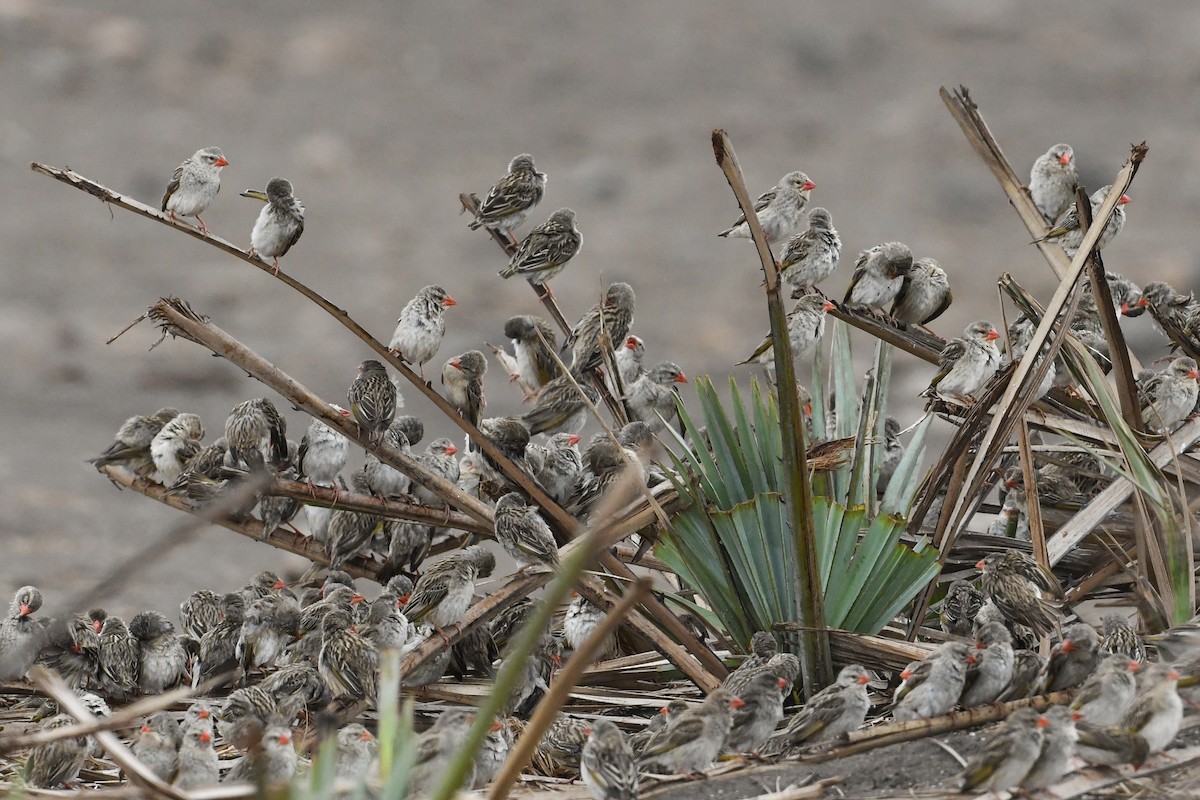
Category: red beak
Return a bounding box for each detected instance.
[1128,661,1142,672]
[1060,639,1075,653]
[278,732,291,745]
[965,654,977,665]
[985,329,1000,341]
[1188,370,1199,380]
[199,729,212,743]
[140,724,152,734]
[1071,710,1083,721]
[975,559,986,571]
[398,594,410,605]
[1120,302,1130,315]
[659,707,669,715]
[1168,669,1180,681]
[351,593,366,605]
[361,730,374,741]
[198,709,210,720]
[777,677,789,689]
[625,337,639,350]
[1118,194,1131,205]
[18,604,31,617]
[443,296,457,307]
[1136,297,1149,308]
[856,673,870,685]
[801,179,816,191]
[273,579,287,590]
[1059,152,1071,166]
[730,697,746,709]
[975,641,986,650]
[567,434,580,446]
[490,721,504,732]
[1036,716,1050,728]
[900,668,913,680]
[93,619,104,633]
[450,360,462,370]
[215,157,229,167]
[823,300,836,311]
[444,444,458,456]
[674,372,688,384]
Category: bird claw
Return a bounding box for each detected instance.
[196,215,210,235]
[272,258,281,275]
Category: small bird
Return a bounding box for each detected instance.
[997,649,1048,702]
[133,712,179,782]
[1021,704,1078,791]
[39,610,103,689]
[129,610,186,694]
[562,594,616,660]
[0,585,44,679]
[780,207,841,296]
[1074,726,1150,768]
[179,589,222,640]
[403,547,492,630]
[891,641,971,721]
[173,723,219,790]
[97,615,140,702]
[1033,185,1131,257]
[625,362,688,431]
[721,631,778,694]
[639,688,743,774]
[725,671,789,753]
[502,314,561,393]
[960,622,1014,707]
[843,242,913,309]
[536,432,583,504]
[325,510,385,571]
[473,717,513,788]
[939,580,983,637]
[1136,281,1195,331]
[193,592,245,688]
[766,664,869,753]
[470,153,547,236]
[223,399,273,470]
[89,407,179,476]
[23,715,90,789]
[1100,614,1147,663]
[442,350,488,427]
[615,335,646,389]
[1028,143,1078,223]
[520,376,599,437]
[1040,622,1101,692]
[719,171,816,244]
[388,285,457,377]
[564,438,643,520]
[926,321,1002,403]
[958,708,1047,794]
[362,418,421,500]
[1090,272,1144,318]
[318,609,378,703]
[150,412,204,485]
[223,725,297,785]
[411,438,460,507]
[500,208,582,288]
[238,593,301,675]
[876,417,904,495]
[298,406,351,495]
[161,146,228,234]
[348,360,398,444]
[242,178,304,274]
[890,257,952,325]
[581,718,638,800]
[976,550,1062,640]
[566,282,637,374]
[409,709,478,795]
[737,294,832,368]
[494,493,561,570]
[218,685,279,747]
[1139,356,1199,433]
[1071,653,1141,726]
[1116,662,1183,754]
[334,723,375,779]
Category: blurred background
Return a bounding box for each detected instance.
[2,0,1199,617]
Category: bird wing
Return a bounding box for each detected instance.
[924,338,966,393]
[785,688,845,743]
[466,380,485,427]
[402,578,450,625]
[1037,207,1079,242]
[281,213,305,258]
[477,172,540,221]
[161,164,184,211]
[924,285,953,325]
[641,715,705,756]
[842,249,873,303]
[736,333,773,365]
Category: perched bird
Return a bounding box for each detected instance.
[890,257,952,325]
[1139,356,1199,432]
[238,593,301,675]
[718,171,816,244]
[891,642,971,721]
[939,580,983,637]
[536,432,583,504]
[379,522,431,584]
[442,350,488,427]
[721,631,779,695]
[449,625,498,679]
[615,335,646,389]
[1073,727,1150,768]
[1028,143,1078,223]
[403,547,493,630]
[1090,272,1144,318]
[161,146,228,234]
[505,633,564,716]
[780,207,841,296]
[1021,705,1078,791]
[242,178,304,274]
[97,615,140,701]
[218,685,280,748]
[958,708,1047,794]
[23,715,90,789]
[318,609,378,703]
[639,689,743,774]
[737,294,832,368]
[562,594,616,660]
[470,153,547,235]
[581,719,638,800]
[1033,185,1131,257]
[362,418,420,500]
[976,550,1062,640]
[997,649,1048,702]
[347,360,398,444]
[725,671,789,753]
[409,709,477,795]
[500,208,582,287]
[129,610,186,694]
[193,592,245,688]
[179,590,222,641]
[173,722,219,790]
[133,712,180,782]
[361,582,412,652]
[876,417,904,495]
[150,412,204,485]
[520,376,599,437]
[564,438,642,520]
[297,406,351,494]
[1040,622,1101,692]
[0,585,44,679]
[494,493,560,570]
[334,723,375,779]
[501,314,561,393]
[566,282,637,375]
[926,321,1002,403]
[960,622,1014,707]
[1071,654,1141,726]
[39,610,103,689]
[766,664,869,753]
[843,242,913,309]
[223,726,297,785]
[1137,281,1195,332]
[388,285,457,377]
[89,407,179,476]
[224,399,273,471]
[411,438,460,507]
[1100,614,1147,663]
[325,510,384,571]
[625,362,688,431]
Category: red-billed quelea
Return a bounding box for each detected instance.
[1041,622,1101,692]
[130,610,186,694]
[626,362,687,431]
[473,717,512,788]
[891,641,971,721]
[1034,185,1131,257]
[242,178,304,274]
[409,709,477,794]
[566,282,637,374]
[133,712,179,782]
[926,321,1002,404]
[780,207,840,296]
[500,208,582,289]
[363,416,423,500]
[939,580,983,637]
[470,153,547,236]
[615,335,646,389]
[89,407,178,477]
[298,405,351,496]
[726,671,789,753]
[891,257,952,326]
[388,285,457,377]
[520,376,598,437]
[193,592,245,688]
[0,585,44,679]
[719,171,815,244]
[23,715,89,788]
[536,432,583,504]
[1100,614,1147,663]
[843,242,913,310]
[348,360,398,445]
[403,546,494,630]
[223,726,297,785]
[494,493,561,571]
[997,649,1047,702]
[238,593,301,675]
[1071,653,1141,726]
[150,412,204,485]
[738,294,833,368]
[335,723,375,779]
[1028,143,1078,223]
[442,349,488,427]
[959,708,1047,794]
[960,621,1014,707]
[1021,705,1077,791]
[1119,662,1182,754]
[1139,356,1199,433]
[411,437,460,507]
[581,718,637,800]
[765,664,869,754]
[640,689,743,774]
[161,147,228,235]
[502,314,561,394]
[1136,281,1195,331]
[174,722,219,790]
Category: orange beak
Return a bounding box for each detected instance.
[273,579,287,590]
[1168,668,1180,681]
[823,300,836,311]
[215,156,230,167]
[1136,297,1149,308]
[490,721,503,732]
[197,709,210,720]
[568,434,580,446]
[900,668,913,680]
[140,724,152,734]
[398,593,411,605]
[1188,370,1199,380]
[1059,152,1071,166]
[625,337,639,350]
[93,619,104,633]
[1060,639,1075,653]
[730,697,746,709]
[975,641,986,650]
[985,329,1000,341]
[1118,194,1131,205]
[1071,710,1083,721]
[351,593,366,605]
[444,444,458,456]
[18,604,31,617]
[278,732,291,745]
[1036,716,1050,728]
[361,730,374,741]
[199,729,212,743]
[975,559,986,571]
[801,179,816,191]
[1128,661,1142,673]
[443,296,457,307]
[965,654,977,665]
[1120,302,1130,315]
[340,407,353,417]
[777,677,789,689]
[659,706,669,715]
[857,673,870,685]
[674,372,688,384]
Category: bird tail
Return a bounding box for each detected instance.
[468,218,483,231]
[498,265,516,279]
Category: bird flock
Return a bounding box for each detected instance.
[5,139,1200,797]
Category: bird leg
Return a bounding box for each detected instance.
[195,214,210,235]
[165,210,178,224]
[272,258,281,276]
[247,245,258,259]
[535,282,554,300]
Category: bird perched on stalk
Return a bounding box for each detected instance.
[1033,185,1131,257]
[150,412,204,485]
[959,622,1014,707]
[520,376,598,437]
[318,609,378,703]
[738,294,833,369]
[410,437,460,506]
[939,580,983,637]
[566,282,637,375]
[1071,653,1141,726]
[403,546,494,630]
[193,592,245,688]
[563,593,616,660]
[89,407,179,476]
[764,664,869,753]
[1040,622,1101,692]
[1136,281,1195,332]
[1139,356,1199,433]
[625,361,688,431]
[1021,705,1078,791]
[442,349,488,427]
[890,257,952,325]
[996,649,1046,702]
[639,689,743,774]
[470,153,547,236]
[958,708,1047,794]
[780,207,840,296]
[843,241,913,310]
[297,406,351,497]
[161,146,228,235]
[925,321,1002,404]
[347,360,397,445]
[976,550,1062,640]
[719,170,816,244]
[1028,143,1077,223]
[721,631,777,695]
[498,314,560,395]
[500,208,582,290]
[891,642,971,721]
[1077,662,1182,763]
[494,493,561,571]
[241,178,304,274]
[536,432,583,504]
[389,285,457,377]
[0,585,44,679]
[581,719,638,800]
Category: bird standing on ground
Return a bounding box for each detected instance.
[725,671,789,753]
[926,321,1002,403]
[719,171,816,244]
[780,207,840,296]
[958,708,1047,794]
[843,242,913,310]
[161,147,228,235]
[348,360,398,445]
[890,257,952,325]
[640,689,743,774]
[388,285,457,377]
[130,610,186,694]
[1028,143,1077,223]
[242,178,304,274]
[581,719,637,800]
[470,153,547,236]
[500,208,582,289]
[173,723,218,790]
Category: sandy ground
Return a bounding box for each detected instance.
[3,1,1200,623]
